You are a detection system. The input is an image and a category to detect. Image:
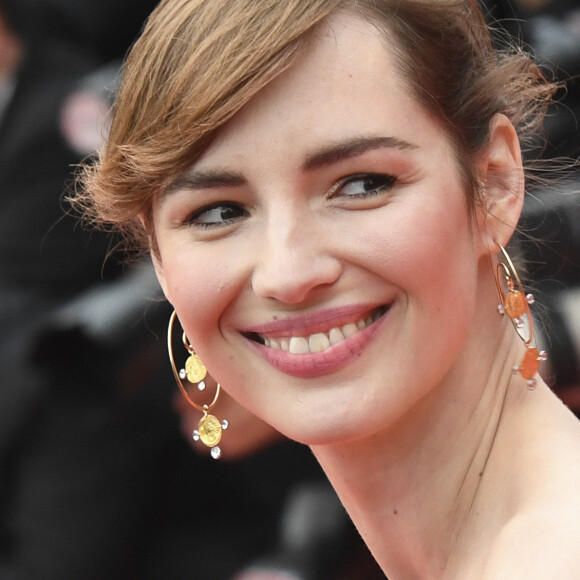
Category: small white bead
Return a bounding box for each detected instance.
[210,446,222,459]
[192,430,200,441]
[179,369,186,380]
[221,420,229,430]
[197,380,206,391]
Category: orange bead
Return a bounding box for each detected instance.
[505,290,526,319]
[520,347,540,380]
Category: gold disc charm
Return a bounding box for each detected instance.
[168,312,229,459]
[185,353,207,383]
[198,414,223,447]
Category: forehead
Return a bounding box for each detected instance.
[192,11,446,171]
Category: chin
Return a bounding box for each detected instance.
[275,417,364,448]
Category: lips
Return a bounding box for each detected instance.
[256,307,385,353]
[242,305,389,378]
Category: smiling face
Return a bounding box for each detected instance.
[152,12,491,445]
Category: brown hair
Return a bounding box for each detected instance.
[74,0,556,251]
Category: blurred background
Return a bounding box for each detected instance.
[0,0,578,579]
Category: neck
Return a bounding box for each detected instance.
[310,279,528,578]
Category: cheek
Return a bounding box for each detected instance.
[366,193,475,280]
[402,203,480,361]
[358,191,479,346]
[160,246,238,347]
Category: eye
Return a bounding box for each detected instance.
[187,202,248,228]
[336,173,397,198]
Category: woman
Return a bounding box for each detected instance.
[76,0,580,577]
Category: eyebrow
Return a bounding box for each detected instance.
[162,135,417,197]
[302,135,417,171]
[164,168,246,196]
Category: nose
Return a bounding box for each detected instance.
[251,210,342,304]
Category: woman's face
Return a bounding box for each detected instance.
[152,13,486,445]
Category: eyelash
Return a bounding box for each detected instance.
[331,173,397,199]
[185,202,248,229]
[183,172,397,229]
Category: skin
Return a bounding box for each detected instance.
[173,383,284,459]
[152,12,580,579]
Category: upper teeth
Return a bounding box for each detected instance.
[263,312,380,354]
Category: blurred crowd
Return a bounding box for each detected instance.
[0,0,578,579]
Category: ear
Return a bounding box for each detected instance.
[477,114,525,254]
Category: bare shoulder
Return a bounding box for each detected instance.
[480,502,580,579]
[477,388,580,578]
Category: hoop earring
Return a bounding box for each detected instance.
[167,310,228,459]
[495,244,547,390]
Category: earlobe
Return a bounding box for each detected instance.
[477,114,525,253]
